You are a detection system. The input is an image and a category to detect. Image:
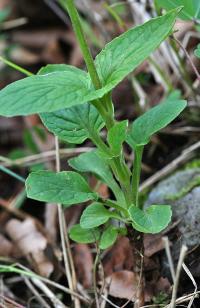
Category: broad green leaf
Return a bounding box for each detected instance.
[69,150,123,201]
[69,224,100,244]
[107,120,128,156]
[0,65,106,117]
[95,8,179,89]
[99,225,118,250]
[80,203,120,229]
[26,171,97,206]
[41,103,104,144]
[155,0,200,20]
[127,94,187,149]
[129,205,172,234]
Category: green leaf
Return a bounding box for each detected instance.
[0,65,106,117]
[40,103,104,144]
[69,224,100,244]
[194,43,200,58]
[69,150,123,200]
[155,0,200,20]
[26,171,97,206]
[107,120,128,156]
[39,64,104,144]
[127,94,187,149]
[95,8,179,89]
[99,225,118,250]
[80,203,120,229]
[129,205,172,234]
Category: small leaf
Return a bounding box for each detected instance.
[69,150,123,201]
[26,171,97,206]
[127,93,187,149]
[80,203,120,229]
[107,120,128,156]
[99,225,118,250]
[129,205,172,234]
[95,9,179,89]
[41,103,104,144]
[69,224,100,244]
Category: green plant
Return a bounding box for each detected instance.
[0,0,186,288]
[0,1,186,245]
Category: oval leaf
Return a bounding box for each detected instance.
[69,224,100,244]
[99,225,118,250]
[69,150,123,202]
[129,205,172,234]
[127,93,187,149]
[40,103,104,144]
[95,8,180,89]
[80,203,120,229]
[26,171,97,206]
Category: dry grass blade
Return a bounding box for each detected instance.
[170,245,188,308]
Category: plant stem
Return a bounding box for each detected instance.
[132,146,144,207]
[0,56,33,77]
[60,0,101,90]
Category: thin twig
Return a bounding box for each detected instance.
[24,277,51,308]
[140,141,200,192]
[170,245,188,308]
[162,237,175,283]
[182,263,197,308]
[0,147,93,167]
[172,36,200,84]
[55,137,79,307]
[93,245,101,308]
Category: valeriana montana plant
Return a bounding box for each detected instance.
[0,1,186,261]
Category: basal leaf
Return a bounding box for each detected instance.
[80,203,120,229]
[107,120,128,156]
[99,225,118,250]
[127,94,187,149]
[69,150,123,201]
[40,103,104,144]
[26,171,97,206]
[69,224,100,244]
[155,0,200,20]
[95,8,179,89]
[0,65,106,117]
[129,205,172,234]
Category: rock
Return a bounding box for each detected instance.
[146,168,200,247]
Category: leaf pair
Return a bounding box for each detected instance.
[0,9,180,117]
[69,224,118,250]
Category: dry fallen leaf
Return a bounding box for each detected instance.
[73,243,93,288]
[106,270,138,301]
[144,234,165,257]
[6,218,53,277]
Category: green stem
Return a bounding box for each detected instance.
[132,146,144,208]
[0,165,25,183]
[0,56,33,77]
[60,0,101,90]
